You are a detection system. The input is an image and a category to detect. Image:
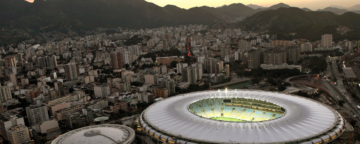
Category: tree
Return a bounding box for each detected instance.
[131,82,143,86]
[278,85,286,91]
[170,61,179,68]
[267,78,277,86]
[69,88,74,93]
[350,120,357,127]
[338,100,345,107]
[251,78,260,84]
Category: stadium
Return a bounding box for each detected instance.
[139,90,346,144]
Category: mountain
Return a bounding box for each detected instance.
[247,4,265,9]
[238,7,360,41]
[328,4,360,11]
[0,0,222,31]
[318,7,349,15]
[349,4,360,11]
[268,3,290,10]
[302,8,312,12]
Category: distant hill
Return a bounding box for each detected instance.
[268,3,290,10]
[330,4,360,11]
[317,7,349,15]
[302,8,312,12]
[247,4,265,9]
[238,7,360,41]
[349,4,360,11]
[194,3,257,22]
[0,0,223,32]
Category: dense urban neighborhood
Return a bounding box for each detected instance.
[1,14,360,143]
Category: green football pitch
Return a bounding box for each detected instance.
[210,117,247,122]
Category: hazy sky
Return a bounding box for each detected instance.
[145,0,359,10]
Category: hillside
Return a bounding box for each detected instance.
[0,0,222,31]
[317,7,349,15]
[238,8,360,41]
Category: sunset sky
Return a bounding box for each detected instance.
[145,0,359,10]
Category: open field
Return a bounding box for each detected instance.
[210,117,248,122]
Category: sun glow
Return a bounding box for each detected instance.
[25,0,34,3]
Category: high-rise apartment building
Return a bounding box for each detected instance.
[235,51,243,61]
[301,42,313,52]
[182,67,198,84]
[45,55,58,68]
[221,46,231,58]
[4,56,16,68]
[110,51,123,69]
[0,86,12,103]
[238,40,251,51]
[176,63,188,74]
[7,124,31,144]
[263,49,287,65]
[94,85,110,98]
[26,104,50,127]
[225,64,230,77]
[248,51,261,69]
[9,73,17,86]
[287,46,301,63]
[192,63,203,81]
[321,34,333,48]
[65,62,79,81]
[0,113,26,141]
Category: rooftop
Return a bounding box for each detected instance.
[51,124,135,144]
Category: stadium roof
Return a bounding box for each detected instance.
[51,124,135,144]
[141,90,344,144]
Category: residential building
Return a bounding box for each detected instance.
[248,51,261,69]
[321,34,333,48]
[287,46,301,63]
[0,113,25,141]
[225,64,230,77]
[26,104,50,127]
[7,124,31,144]
[4,56,16,68]
[0,86,12,103]
[263,49,287,65]
[238,40,251,51]
[65,62,79,81]
[301,42,313,52]
[94,85,110,98]
[110,51,123,69]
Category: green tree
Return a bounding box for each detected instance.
[170,61,179,68]
[338,100,345,107]
[251,78,260,84]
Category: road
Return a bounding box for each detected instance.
[327,59,360,118]
[136,135,156,144]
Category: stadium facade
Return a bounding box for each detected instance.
[139,90,345,144]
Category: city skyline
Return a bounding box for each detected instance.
[145,0,359,10]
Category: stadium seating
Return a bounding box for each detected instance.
[189,98,284,122]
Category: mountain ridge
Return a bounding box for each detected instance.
[238,7,360,41]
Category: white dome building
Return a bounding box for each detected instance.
[140,90,345,144]
[51,124,135,144]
